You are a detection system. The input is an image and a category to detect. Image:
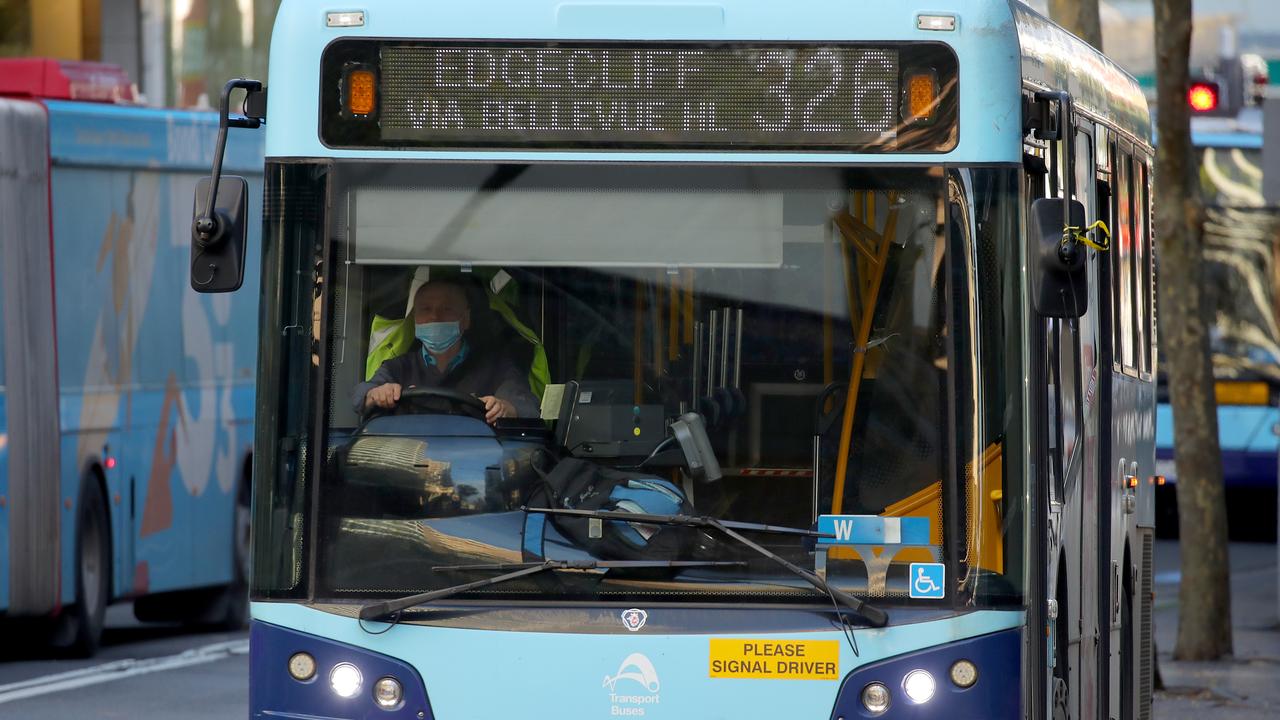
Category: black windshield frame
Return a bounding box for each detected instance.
[249,160,1025,611]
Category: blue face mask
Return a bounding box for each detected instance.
[415,321,462,353]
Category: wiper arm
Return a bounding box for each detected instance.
[357,559,743,621]
[521,507,830,537]
[526,507,889,628]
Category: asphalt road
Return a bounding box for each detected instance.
[0,605,248,720]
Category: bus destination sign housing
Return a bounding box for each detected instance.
[320,40,959,152]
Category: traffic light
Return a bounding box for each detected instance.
[1188,79,1222,113]
[1188,74,1242,117]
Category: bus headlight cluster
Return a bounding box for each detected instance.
[287,652,317,682]
[950,659,978,688]
[860,681,891,714]
[329,662,363,698]
[373,677,405,709]
[903,669,936,703]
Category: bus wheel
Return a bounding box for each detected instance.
[61,478,110,656]
[201,476,250,631]
[216,478,251,630]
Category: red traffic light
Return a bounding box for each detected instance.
[1188,81,1220,112]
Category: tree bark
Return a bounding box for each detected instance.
[1050,0,1104,51]
[1152,0,1234,661]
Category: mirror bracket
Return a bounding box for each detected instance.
[192,79,265,247]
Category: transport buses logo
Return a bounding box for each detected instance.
[620,608,648,632]
[603,652,660,716]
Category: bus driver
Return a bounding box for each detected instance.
[353,278,539,424]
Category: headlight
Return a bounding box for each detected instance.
[330,663,363,698]
[373,677,404,710]
[287,652,316,682]
[950,659,978,688]
[902,669,936,704]
[861,681,891,714]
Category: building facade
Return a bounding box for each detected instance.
[0,0,279,107]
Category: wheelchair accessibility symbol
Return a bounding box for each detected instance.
[909,563,945,599]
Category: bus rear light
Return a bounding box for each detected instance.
[345,69,376,116]
[1154,475,1167,486]
[1125,475,1139,489]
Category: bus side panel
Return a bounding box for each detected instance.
[144,170,261,590]
[49,165,190,598]
[0,163,7,612]
[46,102,263,601]
[0,98,61,617]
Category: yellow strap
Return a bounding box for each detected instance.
[1064,220,1111,252]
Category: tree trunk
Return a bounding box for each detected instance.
[1152,0,1234,661]
[1050,0,1104,51]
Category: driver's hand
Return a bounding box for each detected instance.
[480,395,515,424]
[365,382,402,409]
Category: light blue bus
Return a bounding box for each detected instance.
[197,2,1156,718]
[0,59,262,655]
[1154,107,1280,540]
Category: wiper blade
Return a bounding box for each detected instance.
[527,507,889,628]
[357,558,743,621]
[521,507,831,537]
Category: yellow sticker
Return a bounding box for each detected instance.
[708,639,840,680]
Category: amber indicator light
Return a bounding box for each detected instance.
[904,70,939,123]
[346,68,376,116]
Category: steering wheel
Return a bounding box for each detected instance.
[361,386,489,427]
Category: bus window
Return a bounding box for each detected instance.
[1135,160,1151,373]
[303,162,1022,604]
[1115,152,1135,369]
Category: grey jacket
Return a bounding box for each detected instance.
[352,340,540,417]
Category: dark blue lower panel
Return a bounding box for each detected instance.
[829,627,1021,719]
[250,620,434,720]
[1156,446,1276,489]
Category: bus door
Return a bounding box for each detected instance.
[0,98,62,616]
[1070,123,1107,720]
[1032,114,1101,720]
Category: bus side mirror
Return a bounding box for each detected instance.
[189,77,264,293]
[190,175,249,292]
[1029,196,1088,318]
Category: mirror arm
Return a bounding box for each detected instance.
[193,78,265,247]
[1034,90,1079,268]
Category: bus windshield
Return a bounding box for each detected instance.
[265,162,1022,607]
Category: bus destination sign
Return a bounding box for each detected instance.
[322,41,958,152]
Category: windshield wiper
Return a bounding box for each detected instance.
[357,559,743,621]
[526,507,889,628]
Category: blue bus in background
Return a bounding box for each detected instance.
[1154,105,1280,540]
[197,2,1157,719]
[0,59,262,655]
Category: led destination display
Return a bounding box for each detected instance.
[321,41,958,152]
